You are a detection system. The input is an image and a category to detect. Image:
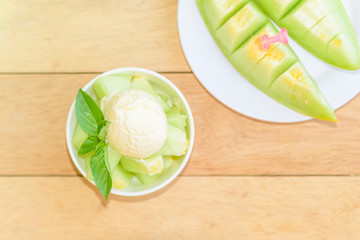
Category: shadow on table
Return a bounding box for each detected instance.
[79,174,183,207]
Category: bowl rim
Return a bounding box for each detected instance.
[66,67,195,197]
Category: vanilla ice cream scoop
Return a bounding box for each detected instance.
[101,89,167,158]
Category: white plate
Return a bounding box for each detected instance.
[178,0,360,123]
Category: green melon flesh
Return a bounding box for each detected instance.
[166,107,187,132]
[157,124,189,156]
[85,156,94,181]
[158,92,169,103]
[216,1,268,53]
[111,164,133,189]
[121,155,164,176]
[229,23,298,89]
[106,144,122,173]
[252,43,298,88]
[93,74,132,99]
[197,0,336,121]
[256,0,360,70]
[86,156,132,189]
[135,156,174,185]
[255,0,300,21]
[84,145,128,187]
[200,0,250,30]
[72,123,88,151]
[131,76,170,112]
[268,62,336,121]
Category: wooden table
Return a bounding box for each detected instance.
[1,0,360,239]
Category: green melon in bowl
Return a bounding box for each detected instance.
[66,68,194,197]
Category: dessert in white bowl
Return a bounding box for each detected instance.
[66,68,194,198]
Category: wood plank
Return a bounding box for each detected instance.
[1,73,360,175]
[0,0,189,72]
[1,177,360,239]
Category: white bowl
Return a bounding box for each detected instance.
[66,67,195,196]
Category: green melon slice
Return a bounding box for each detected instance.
[93,74,132,99]
[252,43,297,88]
[158,92,169,103]
[111,164,133,189]
[106,144,122,173]
[326,33,360,70]
[72,123,88,151]
[255,0,300,21]
[276,0,339,39]
[84,144,128,186]
[84,156,94,181]
[131,76,170,112]
[166,107,187,132]
[135,156,174,185]
[197,0,336,121]
[157,124,189,156]
[256,0,360,70]
[121,155,164,176]
[229,23,298,89]
[268,62,336,121]
[216,1,268,53]
[200,0,250,30]
[86,156,132,189]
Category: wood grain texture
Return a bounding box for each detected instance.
[1,73,360,175]
[0,0,189,72]
[1,177,360,239]
[1,1,360,239]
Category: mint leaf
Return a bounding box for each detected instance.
[78,136,99,155]
[75,89,104,135]
[97,120,110,141]
[74,89,113,199]
[90,143,112,199]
